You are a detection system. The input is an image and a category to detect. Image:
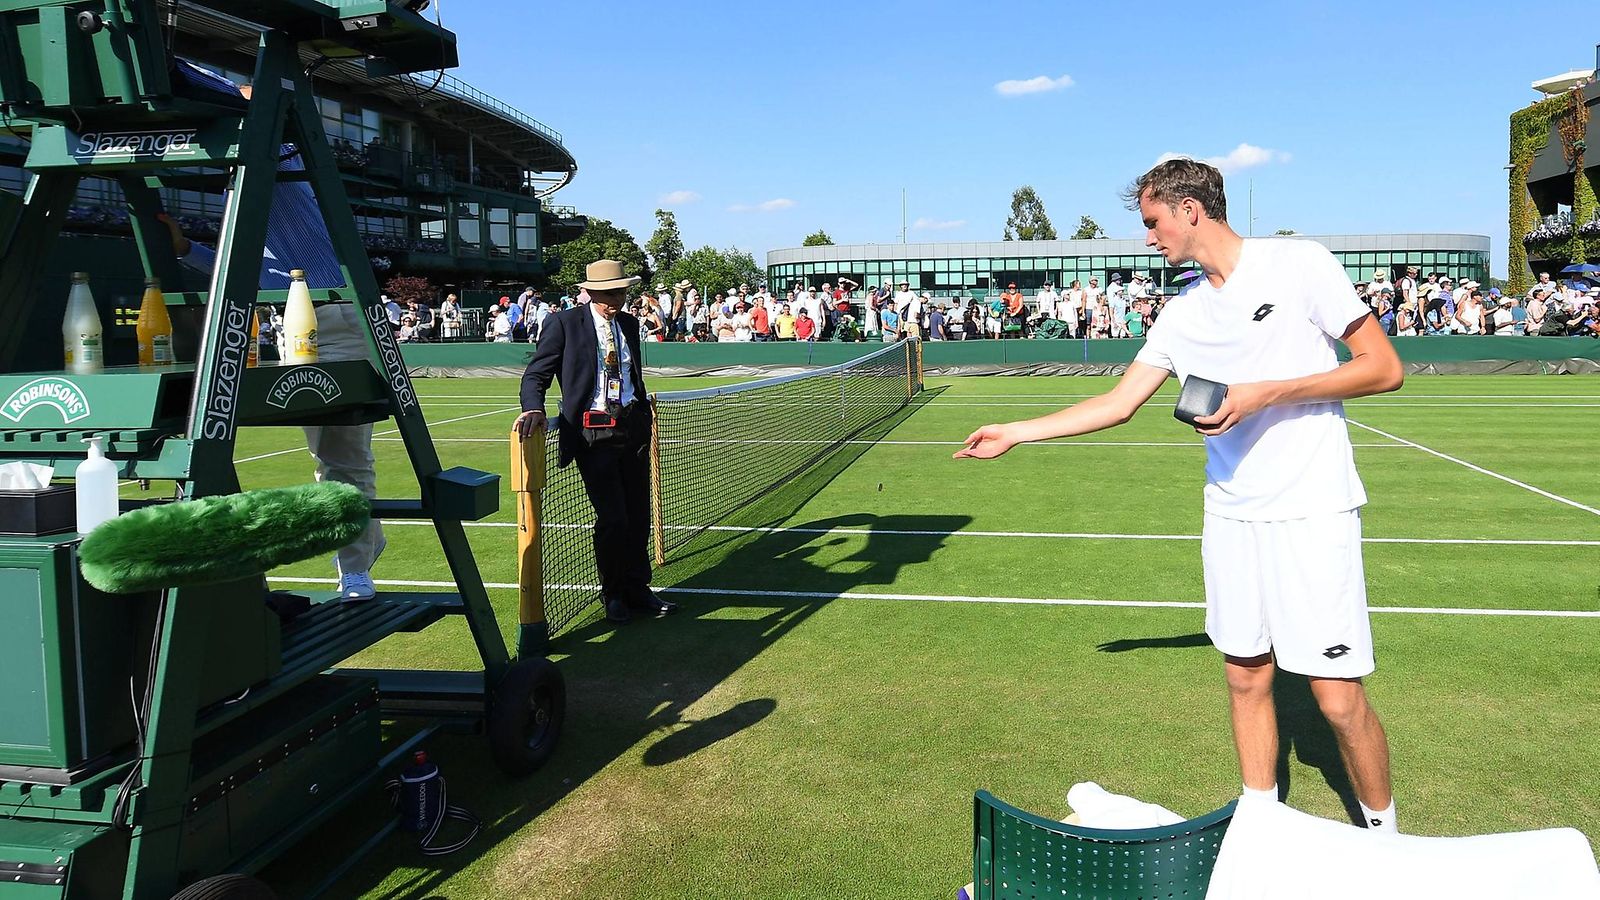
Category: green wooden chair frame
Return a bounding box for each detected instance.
[972,790,1237,899]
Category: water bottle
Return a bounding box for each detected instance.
[75,435,118,534]
[398,751,441,834]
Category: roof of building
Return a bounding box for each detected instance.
[174,3,576,194]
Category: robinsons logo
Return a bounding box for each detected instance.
[1,377,91,424]
[267,366,342,409]
[72,129,200,161]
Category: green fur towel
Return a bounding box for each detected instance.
[79,482,371,594]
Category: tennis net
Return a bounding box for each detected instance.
[537,339,923,635]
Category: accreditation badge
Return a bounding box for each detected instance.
[605,377,622,402]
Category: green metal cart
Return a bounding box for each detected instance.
[0,2,562,897]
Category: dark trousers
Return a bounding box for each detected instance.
[574,429,653,604]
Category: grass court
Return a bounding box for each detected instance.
[224,373,1600,899]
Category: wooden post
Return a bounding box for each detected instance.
[650,395,665,566]
[915,337,924,391]
[511,427,547,657]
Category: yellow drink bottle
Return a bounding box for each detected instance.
[135,277,174,366]
[282,268,318,363]
[62,272,104,374]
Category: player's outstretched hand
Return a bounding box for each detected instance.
[1192,381,1275,437]
[954,424,1017,459]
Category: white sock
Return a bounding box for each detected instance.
[1241,783,1279,803]
[1360,798,1397,832]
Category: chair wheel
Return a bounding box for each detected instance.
[170,874,278,900]
[488,656,565,776]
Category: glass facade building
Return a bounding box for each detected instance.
[767,235,1490,298]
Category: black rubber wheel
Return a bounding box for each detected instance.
[170,874,278,900]
[488,656,565,776]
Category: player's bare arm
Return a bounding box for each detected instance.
[1191,314,1403,437]
[955,361,1170,459]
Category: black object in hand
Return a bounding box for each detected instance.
[1174,375,1229,427]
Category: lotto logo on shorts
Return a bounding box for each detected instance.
[1323,644,1351,659]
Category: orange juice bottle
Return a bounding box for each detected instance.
[135,277,174,366]
[247,307,260,368]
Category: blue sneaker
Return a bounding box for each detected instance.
[339,571,376,603]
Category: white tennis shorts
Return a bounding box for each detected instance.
[1201,509,1375,678]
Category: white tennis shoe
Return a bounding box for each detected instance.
[339,571,376,602]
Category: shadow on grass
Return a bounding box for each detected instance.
[1095,632,1212,653]
[262,390,956,898]
[1274,672,1363,826]
[1091,634,1363,824]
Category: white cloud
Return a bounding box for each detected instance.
[994,74,1074,97]
[728,198,796,213]
[659,190,700,206]
[912,217,966,231]
[1154,143,1291,175]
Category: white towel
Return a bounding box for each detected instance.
[1066,781,1185,829]
[1206,794,1600,900]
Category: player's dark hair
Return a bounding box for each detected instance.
[1122,158,1228,223]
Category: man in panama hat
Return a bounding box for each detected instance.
[515,260,677,624]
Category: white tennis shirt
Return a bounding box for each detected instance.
[1135,238,1373,521]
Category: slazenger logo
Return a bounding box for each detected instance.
[367,302,418,412]
[1,377,91,424]
[201,304,251,441]
[72,129,199,160]
[267,366,342,409]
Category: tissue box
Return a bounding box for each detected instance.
[0,485,76,535]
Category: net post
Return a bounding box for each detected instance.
[511,426,548,658]
[650,394,665,566]
[915,337,924,392]
[906,339,915,399]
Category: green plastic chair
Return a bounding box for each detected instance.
[972,790,1236,899]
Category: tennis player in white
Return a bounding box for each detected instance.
[956,158,1404,832]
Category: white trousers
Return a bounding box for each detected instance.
[302,304,385,575]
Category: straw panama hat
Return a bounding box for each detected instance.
[674,279,693,290]
[579,259,641,291]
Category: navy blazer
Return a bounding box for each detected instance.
[520,306,652,466]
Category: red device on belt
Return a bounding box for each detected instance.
[581,410,617,429]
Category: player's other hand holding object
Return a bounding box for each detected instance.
[955,424,1017,459]
[1191,381,1278,437]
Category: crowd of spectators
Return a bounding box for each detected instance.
[1359,266,1600,337]
[253,262,1600,354]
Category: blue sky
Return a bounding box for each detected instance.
[442,1,1599,277]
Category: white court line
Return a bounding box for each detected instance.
[375,519,1599,546]
[370,437,1408,449]
[1347,419,1600,518]
[235,406,519,464]
[264,577,1600,618]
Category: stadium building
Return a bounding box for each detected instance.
[0,6,583,307]
[767,234,1490,299]
[1516,62,1598,277]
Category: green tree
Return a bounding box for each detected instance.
[666,245,764,299]
[551,216,649,292]
[644,208,685,274]
[802,229,834,246]
[1071,215,1106,240]
[1004,186,1057,240]
[1274,228,1298,236]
